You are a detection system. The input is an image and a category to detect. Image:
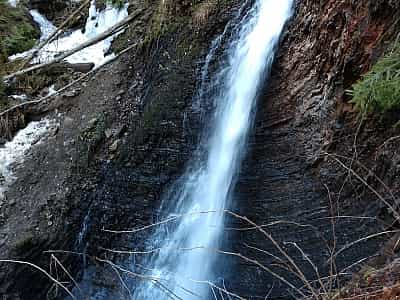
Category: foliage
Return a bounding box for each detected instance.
[107,0,125,9]
[2,23,37,56]
[0,0,39,63]
[348,43,400,114]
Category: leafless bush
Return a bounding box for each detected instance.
[193,1,217,28]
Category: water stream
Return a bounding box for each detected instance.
[133,1,293,299]
[4,0,294,298]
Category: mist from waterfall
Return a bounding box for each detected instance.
[133,0,294,298]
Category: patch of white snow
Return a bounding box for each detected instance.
[8,0,18,7]
[0,119,53,200]
[9,1,129,67]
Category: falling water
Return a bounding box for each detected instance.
[134,0,293,299]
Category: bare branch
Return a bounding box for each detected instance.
[0,42,138,117]
[331,230,400,261]
[3,9,143,81]
[0,259,76,299]
[22,0,92,68]
[323,152,400,221]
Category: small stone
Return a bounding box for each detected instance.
[88,118,98,126]
[63,90,78,98]
[109,139,121,152]
[64,117,74,126]
[105,129,113,139]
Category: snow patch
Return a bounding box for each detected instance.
[47,84,56,96]
[0,120,53,200]
[10,94,28,101]
[9,10,56,61]
[10,1,129,67]
[8,0,18,7]
[30,9,57,41]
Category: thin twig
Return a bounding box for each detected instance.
[50,254,84,298]
[22,0,92,68]
[224,210,319,299]
[323,152,400,221]
[330,230,400,261]
[103,210,217,234]
[0,259,76,299]
[4,9,143,81]
[0,42,138,117]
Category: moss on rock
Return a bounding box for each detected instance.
[0,1,40,63]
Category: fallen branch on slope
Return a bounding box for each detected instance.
[0,42,138,118]
[20,0,92,69]
[0,259,76,299]
[3,9,143,81]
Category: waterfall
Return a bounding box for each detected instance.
[133,0,293,299]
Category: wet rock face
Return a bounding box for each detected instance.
[0,1,242,298]
[83,0,244,276]
[221,0,400,298]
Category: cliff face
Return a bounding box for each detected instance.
[225,0,400,298]
[0,0,399,299]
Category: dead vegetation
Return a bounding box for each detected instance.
[1,144,400,299]
[193,1,217,27]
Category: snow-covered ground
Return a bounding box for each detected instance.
[30,9,57,41]
[0,120,54,200]
[1,1,129,200]
[7,0,18,7]
[10,0,128,67]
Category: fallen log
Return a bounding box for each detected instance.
[50,62,95,73]
[20,0,92,68]
[4,9,143,81]
[0,42,138,119]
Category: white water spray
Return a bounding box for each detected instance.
[134,0,293,299]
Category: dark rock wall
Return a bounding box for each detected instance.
[221,0,400,298]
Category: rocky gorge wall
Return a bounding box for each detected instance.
[0,0,399,299]
[224,0,400,298]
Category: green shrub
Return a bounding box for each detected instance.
[107,0,125,9]
[3,23,37,55]
[0,1,40,62]
[348,43,400,114]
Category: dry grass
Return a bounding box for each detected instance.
[193,1,217,27]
